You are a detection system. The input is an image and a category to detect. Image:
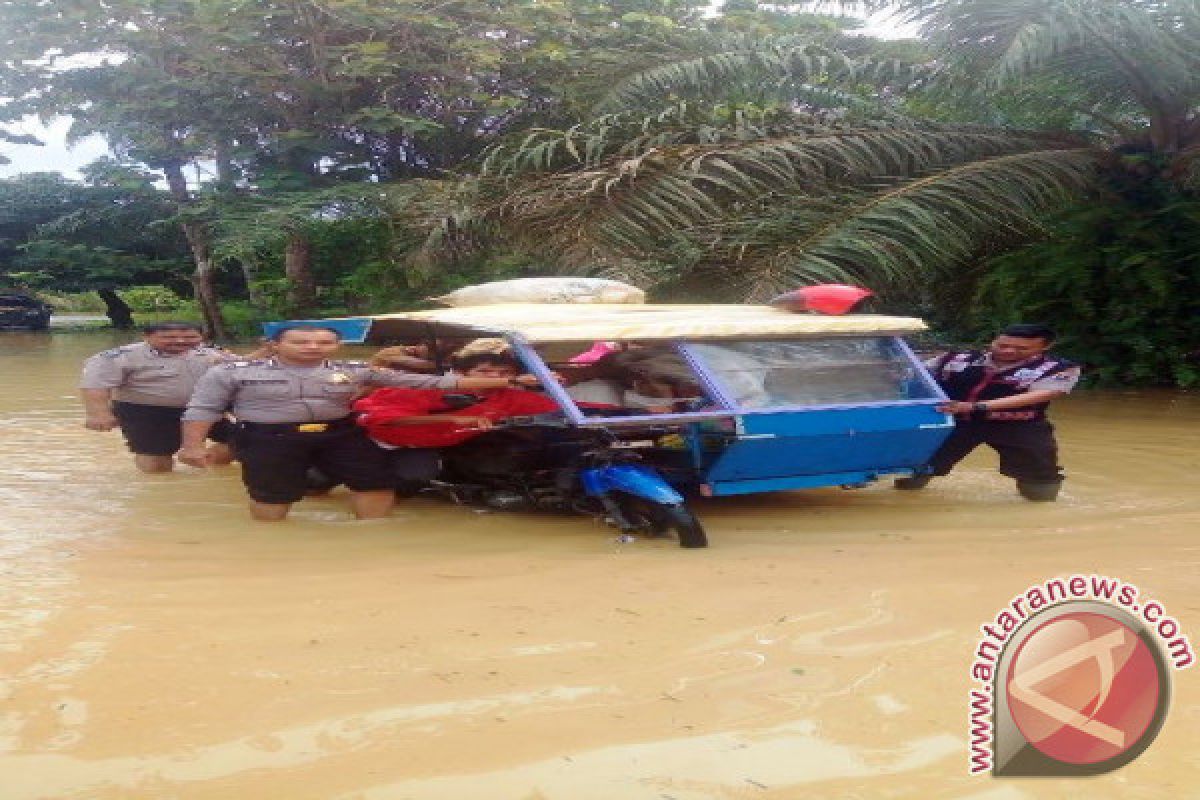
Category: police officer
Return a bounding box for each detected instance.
[178,324,541,521]
[80,322,238,473]
[896,323,1081,501]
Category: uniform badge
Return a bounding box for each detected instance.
[328,372,352,384]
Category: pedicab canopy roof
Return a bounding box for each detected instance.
[266,304,927,344]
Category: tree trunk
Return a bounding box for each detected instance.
[97,288,135,329]
[237,258,267,309]
[284,231,317,315]
[162,160,228,340]
[1149,108,1185,153]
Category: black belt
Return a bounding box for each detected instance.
[239,416,356,434]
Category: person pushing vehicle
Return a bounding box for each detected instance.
[178,325,541,521]
[896,323,1081,501]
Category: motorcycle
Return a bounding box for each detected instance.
[429,410,708,548]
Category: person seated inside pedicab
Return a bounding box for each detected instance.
[369,338,478,374]
[562,347,704,414]
[352,351,562,487]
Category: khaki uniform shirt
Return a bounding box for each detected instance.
[80,342,233,407]
[182,359,458,423]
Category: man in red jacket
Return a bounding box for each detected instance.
[355,351,560,447]
[354,352,561,485]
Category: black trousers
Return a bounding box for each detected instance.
[236,424,394,504]
[929,420,1063,484]
[112,401,233,456]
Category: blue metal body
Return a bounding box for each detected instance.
[682,405,952,496]
[508,334,953,498]
[580,464,685,505]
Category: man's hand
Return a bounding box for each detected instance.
[84,412,119,431]
[937,401,976,415]
[176,445,212,468]
[453,415,494,430]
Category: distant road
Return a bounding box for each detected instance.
[50,314,109,327]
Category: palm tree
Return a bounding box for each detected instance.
[466,2,1200,304]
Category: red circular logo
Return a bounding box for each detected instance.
[1006,611,1161,765]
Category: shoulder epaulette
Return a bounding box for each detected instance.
[224,359,267,369]
[99,344,137,358]
[333,360,368,367]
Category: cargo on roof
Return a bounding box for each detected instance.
[349,303,927,343]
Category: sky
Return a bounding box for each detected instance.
[0,8,918,181]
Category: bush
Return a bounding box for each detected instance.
[975,193,1200,387]
[119,285,187,312]
[36,291,106,312]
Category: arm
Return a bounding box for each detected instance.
[79,353,124,430]
[374,414,494,430]
[938,390,1067,415]
[178,420,217,466]
[80,388,118,430]
[367,366,540,392]
[178,370,236,466]
[455,374,541,390]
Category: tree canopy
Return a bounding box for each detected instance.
[1,1,1197,384]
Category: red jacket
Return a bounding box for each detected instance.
[354,388,560,447]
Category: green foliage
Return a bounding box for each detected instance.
[36,291,106,312]
[462,2,1200,385]
[135,300,267,339]
[975,192,1200,387]
[0,173,190,293]
[4,0,1200,385]
[118,285,187,312]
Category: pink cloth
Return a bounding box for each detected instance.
[568,341,621,364]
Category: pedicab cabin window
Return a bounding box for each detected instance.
[690,337,936,409]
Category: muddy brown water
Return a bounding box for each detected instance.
[1,331,1198,799]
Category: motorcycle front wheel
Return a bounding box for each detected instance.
[611,492,708,549]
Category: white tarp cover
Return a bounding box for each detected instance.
[363,303,926,342]
[430,277,645,306]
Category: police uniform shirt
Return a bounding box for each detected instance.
[925,353,1081,393]
[80,342,233,407]
[182,359,458,424]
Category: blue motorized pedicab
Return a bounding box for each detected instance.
[267,303,953,548]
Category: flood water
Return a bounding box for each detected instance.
[2,330,1198,799]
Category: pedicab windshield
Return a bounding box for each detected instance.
[686,338,939,410]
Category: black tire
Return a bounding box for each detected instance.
[613,493,708,549]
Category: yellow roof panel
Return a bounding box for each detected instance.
[364,304,926,343]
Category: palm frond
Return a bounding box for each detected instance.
[486,127,1088,271]
[891,0,1200,115]
[593,37,923,115]
[748,147,1101,300]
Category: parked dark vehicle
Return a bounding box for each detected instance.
[0,293,52,330]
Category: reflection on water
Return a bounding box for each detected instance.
[1,331,1198,799]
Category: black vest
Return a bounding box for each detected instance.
[932,350,1077,422]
